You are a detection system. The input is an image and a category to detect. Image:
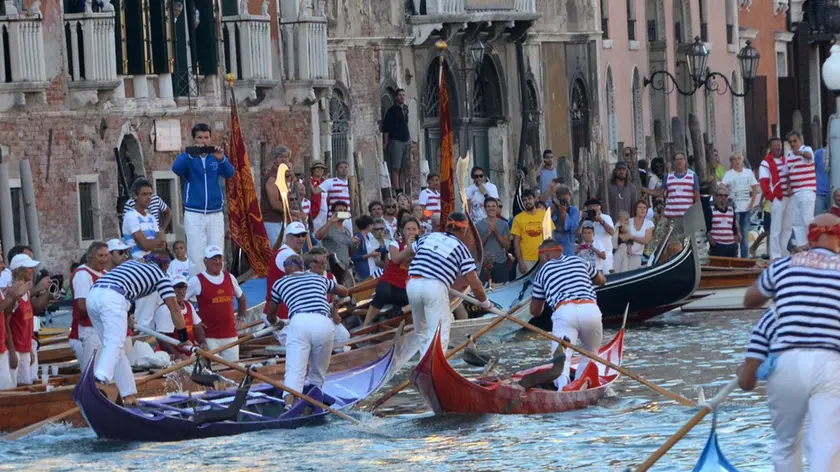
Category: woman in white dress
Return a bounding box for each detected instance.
[625,200,655,270]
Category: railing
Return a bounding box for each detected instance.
[512,0,535,12]
[281,16,329,81]
[416,0,536,14]
[222,14,273,81]
[427,0,466,14]
[0,16,46,83]
[64,12,118,83]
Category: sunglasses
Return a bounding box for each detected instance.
[473,174,484,179]
[290,233,307,238]
[386,205,396,209]
[373,227,386,231]
[716,194,729,198]
[113,250,126,256]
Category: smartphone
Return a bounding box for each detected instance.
[336,211,351,220]
[186,145,217,155]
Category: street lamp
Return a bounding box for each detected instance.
[643,37,760,97]
[821,44,840,191]
[470,39,486,74]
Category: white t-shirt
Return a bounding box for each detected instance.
[578,239,607,270]
[628,218,655,256]
[466,182,499,220]
[155,303,202,334]
[592,214,614,256]
[721,168,759,213]
[72,266,104,300]
[185,271,244,302]
[383,216,398,239]
[122,209,160,259]
[0,269,11,289]
[167,258,197,279]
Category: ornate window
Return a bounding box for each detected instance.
[421,57,459,121]
[472,59,503,119]
[330,89,351,166]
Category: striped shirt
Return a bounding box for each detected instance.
[419,188,441,214]
[408,232,477,286]
[532,255,598,308]
[758,248,840,354]
[124,195,169,227]
[709,206,736,245]
[759,155,790,197]
[270,272,336,318]
[320,177,351,214]
[92,259,175,302]
[745,308,778,361]
[664,171,697,218]
[787,146,816,193]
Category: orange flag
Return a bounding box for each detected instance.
[227,104,273,276]
[438,57,455,231]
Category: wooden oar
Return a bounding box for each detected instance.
[367,299,529,411]
[137,326,363,427]
[636,377,739,471]
[449,289,696,407]
[2,324,283,441]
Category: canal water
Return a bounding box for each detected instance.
[0,309,776,471]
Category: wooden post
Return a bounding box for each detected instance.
[688,113,706,183]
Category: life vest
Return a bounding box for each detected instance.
[196,272,237,339]
[69,265,102,340]
[10,292,34,353]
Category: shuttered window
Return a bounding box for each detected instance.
[79,182,96,241]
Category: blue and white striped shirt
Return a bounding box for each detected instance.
[122,209,160,259]
[124,195,169,227]
[745,308,778,361]
[532,255,598,308]
[758,248,840,354]
[270,272,336,318]
[93,260,175,302]
[407,232,477,286]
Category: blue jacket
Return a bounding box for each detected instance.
[172,152,235,213]
[552,205,580,256]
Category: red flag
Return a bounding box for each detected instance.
[227,104,273,276]
[438,57,455,231]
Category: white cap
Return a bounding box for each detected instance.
[9,254,39,270]
[285,221,308,235]
[170,274,188,286]
[107,239,129,252]
[204,245,224,259]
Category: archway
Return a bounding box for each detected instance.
[524,77,542,176]
[329,88,351,170]
[421,56,460,174]
[632,67,645,158]
[570,77,591,179]
[116,133,144,222]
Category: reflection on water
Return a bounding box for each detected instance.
[0,310,775,471]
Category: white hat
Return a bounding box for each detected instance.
[107,239,129,252]
[170,274,188,286]
[204,245,224,259]
[9,254,39,270]
[285,221,308,235]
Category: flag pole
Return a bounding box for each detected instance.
[225,74,242,272]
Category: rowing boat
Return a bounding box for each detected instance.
[74,335,404,442]
[410,326,625,415]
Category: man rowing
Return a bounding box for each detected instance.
[70,241,109,368]
[265,254,349,409]
[740,212,840,471]
[86,249,185,406]
[530,239,606,389]
[393,211,490,355]
[156,275,205,360]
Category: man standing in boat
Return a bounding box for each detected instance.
[265,254,349,409]
[393,212,490,355]
[529,239,606,389]
[69,241,110,368]
[186,245,247,362]
[740,213,840,470]
[264,221,309,322]
[86,249,185,406]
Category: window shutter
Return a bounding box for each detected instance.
[148,0,171,74]
[193,0,219,76]
[221,0,237,16]
[123,0,147,75]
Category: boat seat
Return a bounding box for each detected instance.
[562,361,601,391]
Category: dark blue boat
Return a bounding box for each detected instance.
[73,338,403,442]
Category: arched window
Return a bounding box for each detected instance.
[330,89,351,167]
[570,78,590,175]
[421,57,459,174]
[524,78,542,166]
[473,58,503,119]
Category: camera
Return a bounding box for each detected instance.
[584,209,597,221]
[186,145,217,155]
[557,198,569,207]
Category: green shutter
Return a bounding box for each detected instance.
[221,0,237,16]
[123,0,147,75]
[193,0,218,76]
[148,0,170,74]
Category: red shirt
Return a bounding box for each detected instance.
[155,303,197,353]
[70,266,101,340]
[10,292,34,353]
[380,241,409,289]
[196,273,237,339]
[831,207,840,218]
[309,176,325,220]
[265,245,295,319]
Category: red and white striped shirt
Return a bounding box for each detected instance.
[319,177,351,215]
[301,198,311,217]
[419,188,441,214]
[664,171,697,219]
[786,146,816,193]
[759,155,790,197]
[709,206,736,245]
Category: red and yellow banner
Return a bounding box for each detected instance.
[438,57,455,231]
[227,104,273,276]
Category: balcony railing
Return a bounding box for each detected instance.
[414,0,536,15]
[281,16,329,81]
[64,12,118,84]
[0,15,46,85]
[222,14,273,82]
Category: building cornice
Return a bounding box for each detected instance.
[774,30,795,42]
[328,36,414,50]
[739,27,759,40]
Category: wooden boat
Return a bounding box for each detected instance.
[699,266,761,290]
[691,416,739,471]
[706,255,765,269]
[74,337,403,442]
[411,326,624,415]
[681,287,770,312]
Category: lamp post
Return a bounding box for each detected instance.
[643,37,760,97]
[822,44,840,191]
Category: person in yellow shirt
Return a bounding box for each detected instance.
[511,189,553,276]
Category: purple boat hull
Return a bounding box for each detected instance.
[73,340,400,442]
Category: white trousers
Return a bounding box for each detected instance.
[769,197,794,260]
[70,338,83,363]
[333,322,350,351]
[284,313,334,392]
[86,287,137,397]
[12,351,32,386]
[0,352,13,390]
[29,339,38,383]
[184,211,225,273]
[551,302,603,389]
[791,190,817,247]
[406,278,451,357]
[767,350,840,472]
[133,293,159,331]
[78,325,101,370]
[206,337,239,362]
